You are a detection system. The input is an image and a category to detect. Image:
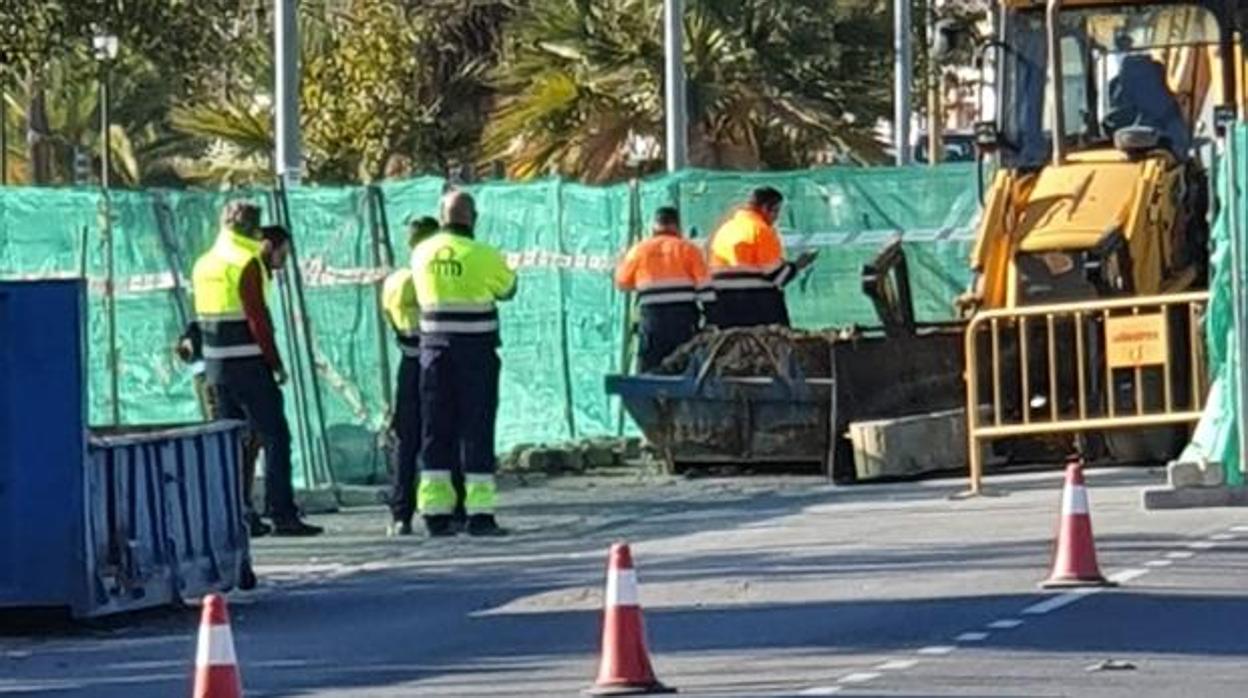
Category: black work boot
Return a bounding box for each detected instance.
[424,515,456,538]
[451,505,468,534]
[239,560,258,591]
[246,511,272,538]
[466,514,508,537]
[271,517,324,537]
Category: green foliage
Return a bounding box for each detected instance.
[0,0,925,187]
[1,1,253,90]
[172,0,511,185]
[485,0,894,182]
[0,0,254,185]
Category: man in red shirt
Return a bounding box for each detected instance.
[192,203,322,537]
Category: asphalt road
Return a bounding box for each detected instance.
[1,467,1245,697]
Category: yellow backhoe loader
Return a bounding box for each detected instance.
[962,0,1239,473]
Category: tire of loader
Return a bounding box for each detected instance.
[1102,426,1185,465]
[993,436,1071,465]
[1101,305,1191,465]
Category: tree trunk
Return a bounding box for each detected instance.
[26,70,53,184]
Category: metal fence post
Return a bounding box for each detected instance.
[554,179,577,439]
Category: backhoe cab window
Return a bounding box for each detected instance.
[1002,3,1220,167]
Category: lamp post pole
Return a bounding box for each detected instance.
[275,0,302,186]
[664,0,688,173]
[94,33,121,425]
[895,0,913,165]
[0,52,7,186]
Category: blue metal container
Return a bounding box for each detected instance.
[0,280,250,617]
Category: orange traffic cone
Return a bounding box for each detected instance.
[586,543,675,696]
[192,594,243,698]
[1041,460,1116,588]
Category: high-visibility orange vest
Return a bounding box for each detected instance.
[707,207,795,290]
[615,232,713,307]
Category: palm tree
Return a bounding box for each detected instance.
[3,55,194,187]
[170,0,512,186]
[483,0,893,183]
[168,99,274,187]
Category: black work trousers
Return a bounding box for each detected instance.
[388,356,422,523]
[390,355,467,522]
[419,342,500,496]
[206,358,298,522]
[638,303,700,373]
[708,288,790,329]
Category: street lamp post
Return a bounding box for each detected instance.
[663,0,688,173]
[275,0,302,186]
[94,32,121,425]
[0,50,8,186]
[895,0,913,165]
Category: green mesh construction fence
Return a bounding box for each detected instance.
[0,164,981,487]
[1179,127,1245,486]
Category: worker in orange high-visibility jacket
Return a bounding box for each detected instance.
[615,206,713,372]
[707,187,817,328]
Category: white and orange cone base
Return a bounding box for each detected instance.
[193,593,243,698]
[1041,461,1116,589]
[586,543,676,696]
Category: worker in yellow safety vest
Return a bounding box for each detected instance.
[411,190,517,537]
[191,202,322,537]
[382,215,453,536]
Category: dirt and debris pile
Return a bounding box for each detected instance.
[656,326,859,378]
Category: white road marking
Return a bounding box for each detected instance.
[1108,568,1149,584]
[1022,588,1100,615]
[917,645,956,656]
[1145,559,1173,568]
[988,619,1024,629]
[799,687,841,696]
[1230,526,1248,533]
[1210,533,1236,541]
[1189,540,1217,550]
[839,672,881,685]
[1166,550,1196,559]
[956,632,990,642]
[876,659,920,671]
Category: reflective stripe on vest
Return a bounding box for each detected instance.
[202,345,264,360]
[635,280,705,307]
[419,302,499,336]
[709,261,794,291]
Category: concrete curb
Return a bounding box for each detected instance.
[1141,485,1248,509]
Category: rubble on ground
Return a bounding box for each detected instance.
[499,437,652,475]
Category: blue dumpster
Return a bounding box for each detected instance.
[0,280,251,617]
[606,326,964,482]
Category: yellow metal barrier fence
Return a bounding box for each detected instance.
[964,291,1210,494]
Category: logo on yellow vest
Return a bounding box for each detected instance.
[430,247,463,277]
